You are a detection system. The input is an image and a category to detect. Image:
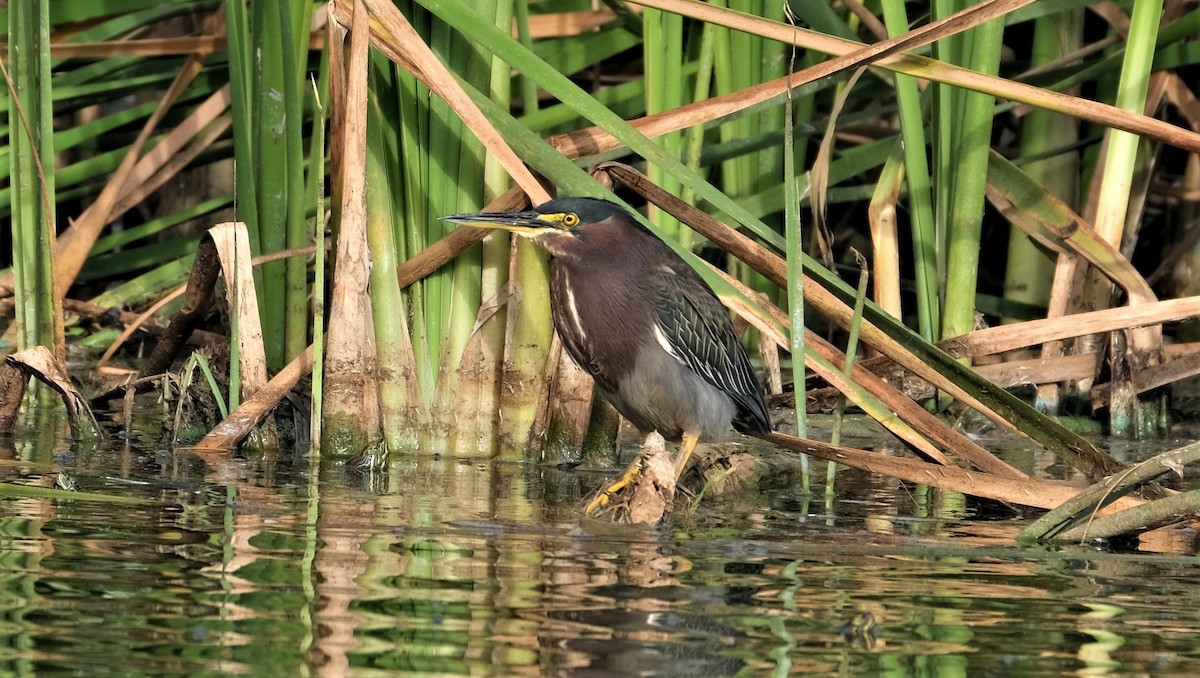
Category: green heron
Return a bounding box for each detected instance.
[444,197,771,516]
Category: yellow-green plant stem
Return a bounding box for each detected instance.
[87,257,192,310]
[423,13,457,380]
[500,241,553,459]
[223,0,260,253]
[431,1,490,453]
[231,0,315,373]
[681,21,716,210]
[283,0,317,367]
[393,63,436,409]
[712,0,783,297]
[256,0,288,362]
[512,0,538,114]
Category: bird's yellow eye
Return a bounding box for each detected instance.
[562,213,579,227]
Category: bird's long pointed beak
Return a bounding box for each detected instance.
[441,210,547,236]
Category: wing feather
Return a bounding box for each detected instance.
[654,267,771,435]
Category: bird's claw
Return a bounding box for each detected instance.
[584,456,644,517]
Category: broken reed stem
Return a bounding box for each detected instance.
[1021,441,1200,542]
[1056,488,1200,542]
[188,345,316,455]
[1,347,100,439]
[133,232,222,380]
[940,296,1200,359]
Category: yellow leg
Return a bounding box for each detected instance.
[672,431,701,480]
[584,454,644,515]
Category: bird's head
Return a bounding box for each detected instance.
[442,197,639,258]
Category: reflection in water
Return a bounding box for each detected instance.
[0,416,1199,675]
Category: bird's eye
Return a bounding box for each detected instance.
[562,213,579,227]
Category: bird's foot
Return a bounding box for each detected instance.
[583,455,643,517]
[584,432,676,523]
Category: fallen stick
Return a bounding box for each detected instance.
[762,431,1141,513]
[1090,347,1200,408]
[940,296,1200,358]
[62,298,225,347]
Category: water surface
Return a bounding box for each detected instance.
[2,411,1199,676]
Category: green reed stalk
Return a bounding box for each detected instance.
[91,197,233,254]
[7,0,60,356]
[940,13,1005,343]
[253,0,289,372]
[1004,11,1080,319]
[435,0,489,455]
[512,0,539,115]
[423,15,454,386]
[880,0,939,341]
[283,0,316,366]
[362,2,533,453]
[710,0,787,213]
[1091,0,1164,437]
[829,255,869,496]
[366,69,417,451]
[710,0,782,296]
[466,0,517,456]
[498,241,553,459]
[930,0,960,297]
[394,60,437,408]
[310,77,326,457]
[759,0,787,169]
[681,22,716,209]
[711,0,746,200]
[1091,0,1163,246]
[0,132,164,213]
[644,5,685,241]
[223,0,314,372]
[784,52,808,491]
[260,0,313,371]
[372,55,432,444]
[223,0,259,266]
[84,258,190,312]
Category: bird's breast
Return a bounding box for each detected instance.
[549,260,653,391]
